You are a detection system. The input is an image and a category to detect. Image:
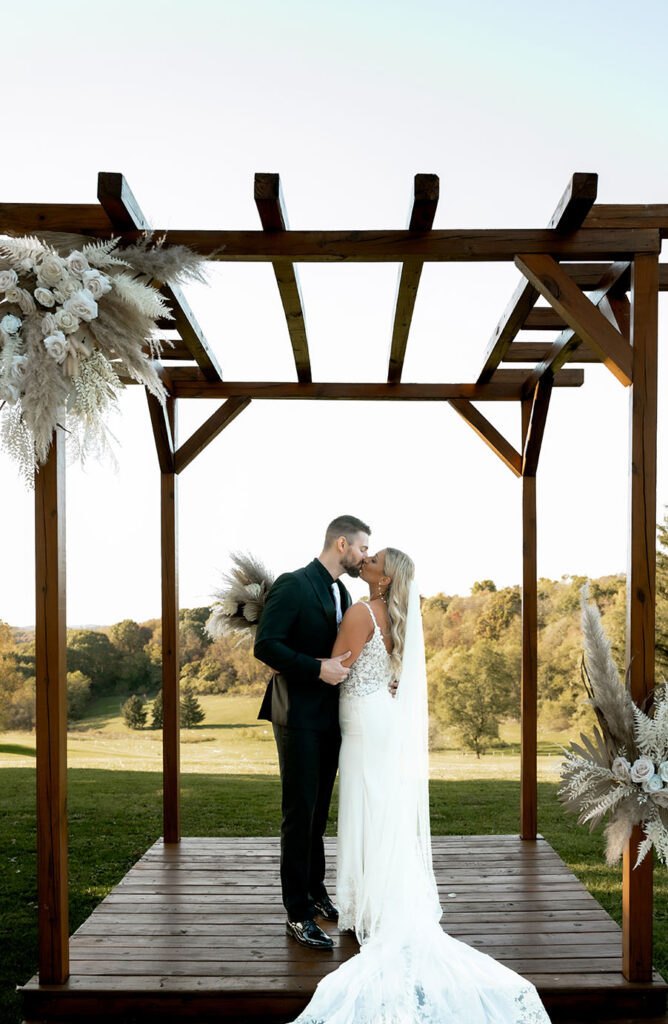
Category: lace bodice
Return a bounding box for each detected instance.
[340,602,394,698]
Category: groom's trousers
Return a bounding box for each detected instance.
[272,722,340,922]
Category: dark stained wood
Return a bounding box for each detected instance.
[504,342,600,363]
[145,391,174,474]
[174,397,251,473]
[161,398,180,845]
[602,293,631,339]
[448,398,522,476]
[89,226,661,261]
[547,172,598,232]
[562,261,668,291]
[522,376,553,476]
[0,202,113,234]
[97,172,222,383]
[623,253,659,982]
[522,307,567,330]
[34,427,69,985]
[20,837,667,1022]
[387,173,440,382]
[515,254,633,385]
[521,476,538,840]
[583,203,668,236]
[254,173,311,383]
[167,369,584,400]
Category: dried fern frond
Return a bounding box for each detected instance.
[110,272,173,320]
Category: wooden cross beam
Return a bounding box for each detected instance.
[515,255,633,386]
[522,375,553,476]
[174,397,251,473]
[158,368,584,400]
[448,399,522,476]
[387,174,439,382]
[97,172,222,383]
[146,392,175,473]
[477,173,599,383]
[254,173,311,383]
[503,342,600,363]
[583,203,668,236]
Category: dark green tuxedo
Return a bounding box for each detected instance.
[254,557,352,922]
[255,558,352,731]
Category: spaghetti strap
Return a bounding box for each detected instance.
[360,601,378,629]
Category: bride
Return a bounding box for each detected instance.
[290,548,552,1024]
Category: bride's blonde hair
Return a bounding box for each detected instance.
[383,547,415,677]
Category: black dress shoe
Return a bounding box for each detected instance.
[313,895,339,922]
[286,917,333,950]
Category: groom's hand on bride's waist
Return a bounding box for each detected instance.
[317,653,351,686]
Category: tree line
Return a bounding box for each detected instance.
[1,511,666,753]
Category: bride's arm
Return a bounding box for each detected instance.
[331,605,374,668]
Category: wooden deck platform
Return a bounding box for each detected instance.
[20,835,667,1023]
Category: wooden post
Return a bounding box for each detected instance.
[161,397,180,843]
[622,253,658,980]
[520,471,538,840]
[35,426,69,982]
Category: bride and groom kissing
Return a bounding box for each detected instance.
[254,515,551,1024]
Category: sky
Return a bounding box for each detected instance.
[1,0,667,626]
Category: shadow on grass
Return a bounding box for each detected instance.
[2,767,666,1024]
[0,743,36,757]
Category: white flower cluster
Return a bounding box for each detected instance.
[612,754,668,807]
[0,247,112,396]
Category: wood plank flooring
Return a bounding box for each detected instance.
[20,835,667,1022]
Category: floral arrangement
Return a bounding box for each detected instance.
[206,552,275,644]
[559,583,668,867]
[0,232,208,482]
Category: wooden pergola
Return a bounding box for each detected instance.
[12,170,664,1019]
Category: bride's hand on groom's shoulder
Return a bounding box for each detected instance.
[318,652,351,686]
[388,680,398,698]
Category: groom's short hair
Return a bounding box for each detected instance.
[324,515,371,548]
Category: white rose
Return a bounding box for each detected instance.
[64,289,98,323]
[54,308,80,335]
[16,289,36,315]
[34,286,55,307]
[0,269,18,291]
[82,269,112,300]
[222,597,239,616]
[612,756,632,782]
[41,313,57,336]
[66,251,90,278]
[5,285,23,304]
[642,773,663,793]
[37,254,66,287]
[651,789,668,809]
[55,276,80,299]
[659,761,668,783]
[1,314,22,335]
[43,331,68,364]
[630,756,656,784]
[0,381,18,403]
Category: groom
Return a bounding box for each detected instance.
[254,515,371,950]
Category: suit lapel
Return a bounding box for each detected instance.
[305,560,337,630]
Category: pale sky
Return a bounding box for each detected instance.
[1,0,667,626]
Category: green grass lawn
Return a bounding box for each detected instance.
[1,766,667,1024]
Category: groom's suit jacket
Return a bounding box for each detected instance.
[255,558,352,731]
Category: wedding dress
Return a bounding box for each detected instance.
[290,586,552,1024]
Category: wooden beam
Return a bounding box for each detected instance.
[622,253,658,982]
[522,307,567,331]
[164,369,584,400]
[0,202,112,234]
[97,172,222,383]
[146,391,175,473]
[387,173,440,382]
[584,203,668,236]
[515,254,633,386]
[478,174,599,384]
[161,398,180,845]
[547,172,598,232]
[448,398,522,476]
[35,427,69,983]
[254,173,311,383]
[503,342,600,363]
[522,375,553,477]
[563,261,668,291]
[520,473,538,840]
[101,226,658,261]
[174,397,251,473]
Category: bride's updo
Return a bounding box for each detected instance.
[383,547,415,676]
